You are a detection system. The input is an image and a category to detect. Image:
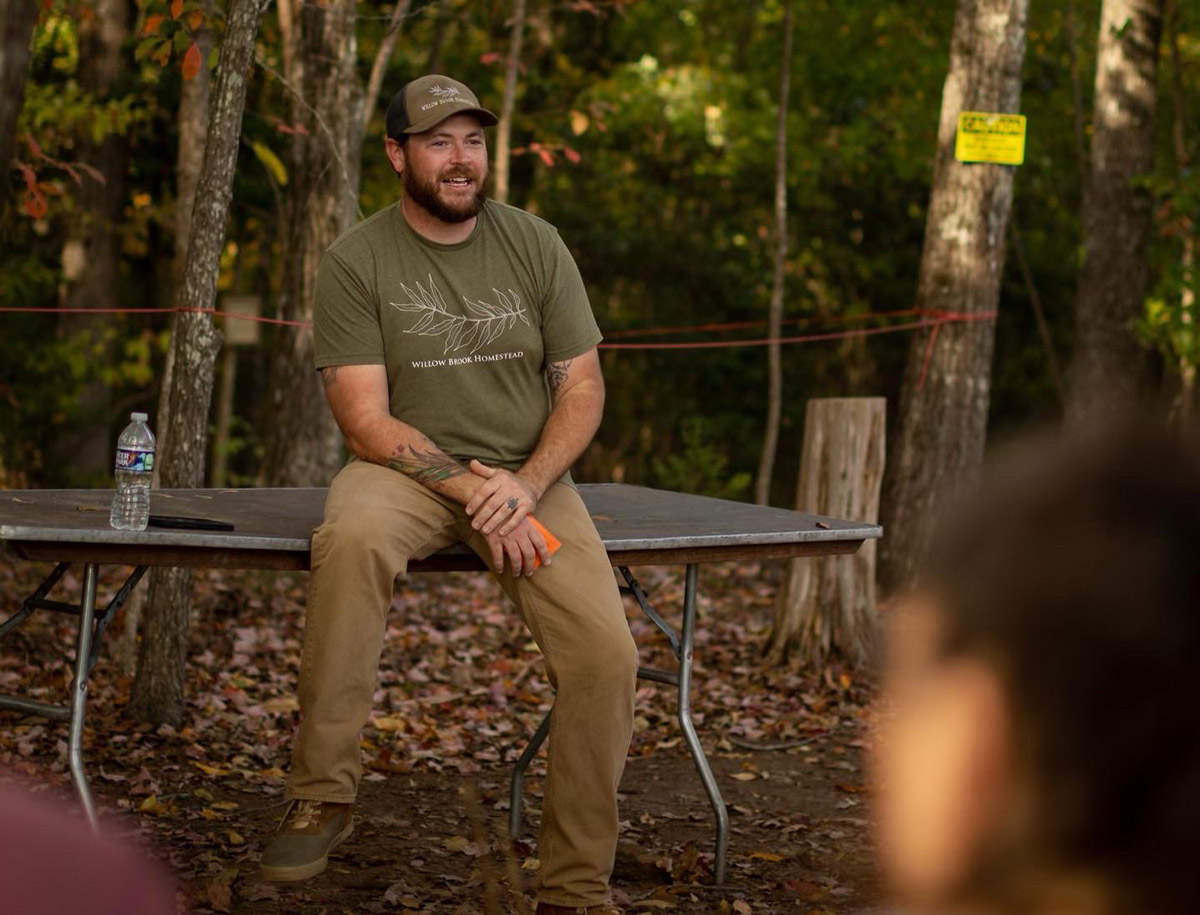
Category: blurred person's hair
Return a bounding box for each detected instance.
[921,415,1200,915]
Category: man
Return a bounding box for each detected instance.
[259,75,637,915]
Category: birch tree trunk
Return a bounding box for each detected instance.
[1066,0,1165,426]
[128,0,270,724]
[0,0,39,204]
[493,0,527,206]
[768,398,885,667]
[115,16,213,674]
[754,0,793,506]
[879,0,1029,593]
[259,0,361,487]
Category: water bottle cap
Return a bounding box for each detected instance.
[131,412,148,421]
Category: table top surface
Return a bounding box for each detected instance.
[0,485,880,559]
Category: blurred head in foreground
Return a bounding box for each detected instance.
[874,418,1200,915]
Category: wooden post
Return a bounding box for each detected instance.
[767,398,885,667]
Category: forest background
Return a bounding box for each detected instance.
[0,3,1197,906]
[1,0,1196,537]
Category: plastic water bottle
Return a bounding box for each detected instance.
[109,412,156,531]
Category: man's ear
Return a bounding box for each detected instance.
[384,137,406,176]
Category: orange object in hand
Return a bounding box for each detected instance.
[527,515,562,569]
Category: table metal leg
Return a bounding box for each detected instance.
[508,709,552,838]
[1,561,148,829]
[67,563,100,830]
[677,563,729,883]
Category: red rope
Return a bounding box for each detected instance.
[0,305,314,328]
[913,310,998,390]
[0,305,996,353]
[599,317,942,350]
[602,308,925,339]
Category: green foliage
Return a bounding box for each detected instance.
[651,417,752,501]
[4,0,1198,492]
[1135,146,1200,383]
[20,81,149,149]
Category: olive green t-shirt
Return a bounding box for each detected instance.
[313,199,602,470]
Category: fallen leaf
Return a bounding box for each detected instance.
[192,761,231,777]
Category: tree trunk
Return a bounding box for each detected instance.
[114,24,213,674]
[362,0,413,131]
[0,0,39,204]
[426,1,450,74]
[754,0,793,507]
[493,0,527,206]
[879,0,1029,594]
[259,0,361,487]
[128,0,270,724]
[53,0,131,479]
[1066,0,1165,426]
[767,398,885,667]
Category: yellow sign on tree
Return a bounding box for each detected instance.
[955,111,1027,165]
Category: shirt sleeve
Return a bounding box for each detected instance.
[313,249,386,369]
[539,231,603,363]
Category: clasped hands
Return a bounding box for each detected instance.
[465,459,550,576]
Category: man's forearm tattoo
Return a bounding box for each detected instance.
[387,441,468,485]
[320,366,339,388]
[546,359,573,399]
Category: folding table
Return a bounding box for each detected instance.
[0,484,881,882]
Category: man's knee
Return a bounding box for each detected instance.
[313,508,400,576]
[565,617,639,690]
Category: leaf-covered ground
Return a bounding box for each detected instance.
[0,560,880,914]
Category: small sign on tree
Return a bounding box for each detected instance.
[955,111,1027,165]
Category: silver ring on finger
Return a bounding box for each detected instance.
[506,497,519,512]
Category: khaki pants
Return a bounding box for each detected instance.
[288,460,638,907]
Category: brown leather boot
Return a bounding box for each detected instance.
[259,799,353,881]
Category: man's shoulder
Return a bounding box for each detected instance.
[483,199,562,242]
[326,201,402,262]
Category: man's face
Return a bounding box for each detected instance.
[388,114,489,224]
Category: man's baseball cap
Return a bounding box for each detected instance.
[386,74,499,139]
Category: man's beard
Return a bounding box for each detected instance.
[403,165,488,224]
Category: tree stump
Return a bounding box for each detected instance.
[767,398,885,667]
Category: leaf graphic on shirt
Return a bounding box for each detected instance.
[390,276,530,355]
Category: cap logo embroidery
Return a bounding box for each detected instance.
[428,84,461,99]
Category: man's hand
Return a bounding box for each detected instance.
[483,516,552,576]
[466,460,541,535]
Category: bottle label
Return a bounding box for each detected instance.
[116,448,155,473]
